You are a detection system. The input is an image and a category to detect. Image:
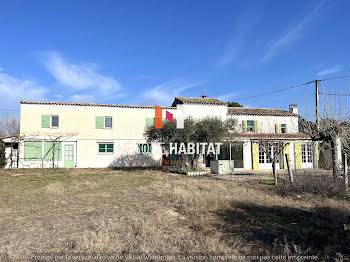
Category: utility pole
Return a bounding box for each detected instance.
[315,79,319,130]
[314,79,320,169]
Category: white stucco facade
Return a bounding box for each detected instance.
[231,115,299,134]
[17,102,177,168]
[1,97,315,171]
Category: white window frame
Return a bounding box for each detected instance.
[65,145,74,161]
[50,115,59,128]
[104,116,112,129]
[302,143,313,163]
[259,145,279,164]
[97,142,114,154]
[259,146,265,164]
[307,143,313,163]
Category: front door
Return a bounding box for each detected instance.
[64,144,74,168]
[259,145,280,170]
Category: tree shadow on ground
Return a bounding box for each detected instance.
[214,201,350,258]
[108,154,163,171]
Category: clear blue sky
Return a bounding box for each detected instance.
[0,0,349,114]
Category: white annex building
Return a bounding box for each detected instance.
[2,96,317,170]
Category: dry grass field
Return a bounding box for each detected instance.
[0,168,350,261]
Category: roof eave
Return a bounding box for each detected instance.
[20,101,177,110]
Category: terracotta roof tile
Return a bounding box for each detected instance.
[20,101,176,110]
[172,97,227,106]
[0,134,19,140]
[227,107,297,117]
[229,133,310,139]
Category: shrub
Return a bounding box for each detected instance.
[276,171,347,199]
[0,141,5,168]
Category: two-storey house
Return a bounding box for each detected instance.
[3,96,316,170]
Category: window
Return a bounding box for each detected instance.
[98,143,114,153]
[41,115,59,128]
[281,124,286,133]
[302,143,313,163]
[138,143,152,154]
[302,144,307,163]
[24,142,42,160]
[259,144,277,164]
[96,116,113,129]
[218,142,243,168]
[44,142,62,161]
[247,120,254,132]
[307,144,313,163]
[265,146,272,163]
[51,115,59,128]
[259,146,265,163]
[65,145,73,160]
[105,117,112,128]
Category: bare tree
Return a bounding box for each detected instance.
[0,114,20,137]
[258,140,288,185]
[299,80,350,178]
[285,153,294,183]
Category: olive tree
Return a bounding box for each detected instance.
[144,117,237,169]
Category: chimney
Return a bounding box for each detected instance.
[201,95,207,98]
[289,104,298,114]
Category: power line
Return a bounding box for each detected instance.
[235,81,314,101]
[234,75,350,102]
[318,74,350,82]
[318,92,350,96]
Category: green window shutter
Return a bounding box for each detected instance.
[252,143,259,170]
[295,142,302,169]
[96,116,104,129]
[276,124,281,134]
[242,120,247,133]
[44,142,62,161]
[145,118,155,128]
[41,115,50,128]
[254,120,259,133]
[24,142,42,160]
